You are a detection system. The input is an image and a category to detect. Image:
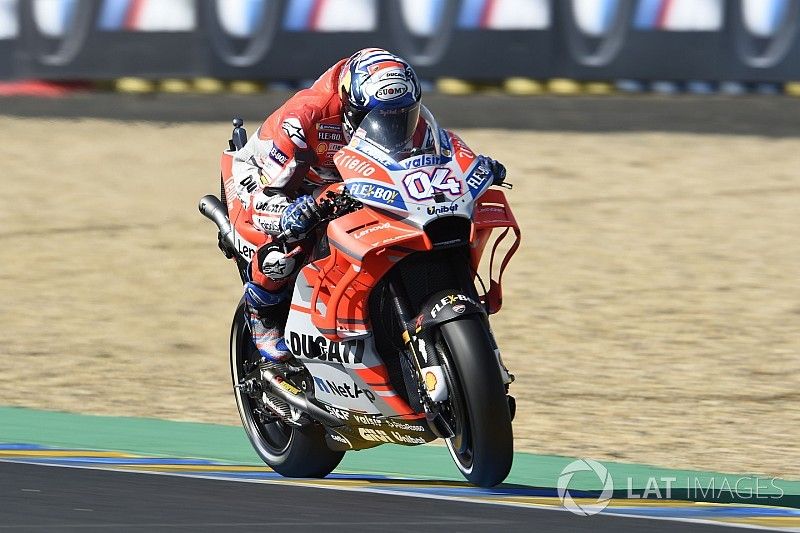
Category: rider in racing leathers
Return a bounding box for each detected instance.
[231,48,506,369]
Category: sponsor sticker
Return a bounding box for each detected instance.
[346,181,407,210]
[353,222,391,240]
[424,371,437,392]
[274,377,300,395]
[334,151,379,177]
[427,204,457,216]
[288,332,365,364]
[234,233,257,260]
[239,174,259,194]
[400,154,443,169]
[430,294,481,319]
[313,376,376,403]
[386,419,426,432]
[281,118,307,149]
[269,145,289,166]
[318,131,343,142]
[324,404,350,421]
[375,82,409,101]
[466,163,492,198]
[359,428,393,443]
[353,414,382,426]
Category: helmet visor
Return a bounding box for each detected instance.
[354,103,421,160]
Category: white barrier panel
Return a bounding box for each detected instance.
[134,0,194,31]
[314,0,376,31]
[402,0,549,36]
[98,0,195,32]
[283,0,377,32]
[399,0,443,37]
[458,0,550,30]
[485,0,550,30]
[0,0,17,39]
[33,0,75,37]
[633,0,723,31]
[743,0,792,37]
[572,0,615,37]
[216,0,265,37]
[661,0,723,31]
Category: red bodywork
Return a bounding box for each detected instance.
[222,150,520,342]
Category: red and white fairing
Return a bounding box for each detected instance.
[283,106,520,419]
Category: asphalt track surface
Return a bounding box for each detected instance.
[1,462,749,533]
[2,92,800,136]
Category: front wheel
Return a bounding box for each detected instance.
[230,299,344,478]
[437,316,513,487]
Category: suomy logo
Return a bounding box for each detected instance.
[375,82,409,101]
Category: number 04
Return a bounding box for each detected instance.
[402,168,462,200]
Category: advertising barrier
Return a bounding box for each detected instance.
[0,0,16,78]
[0,0,799,83]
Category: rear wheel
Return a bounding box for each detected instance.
[437,316,513,487]
[230,299,344,477]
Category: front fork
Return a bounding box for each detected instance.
[386,277,521,437]
[385,279,455,437]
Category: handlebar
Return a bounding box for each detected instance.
[198,189,362,260]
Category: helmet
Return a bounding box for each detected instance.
[338,48,422,140]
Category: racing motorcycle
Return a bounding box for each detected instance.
[199,107,520,487]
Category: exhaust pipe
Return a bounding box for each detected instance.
[259,365,345,428]
[198,195,239,258]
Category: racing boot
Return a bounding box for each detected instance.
[243,281,292,365]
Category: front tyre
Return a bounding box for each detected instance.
[230,299,344,478]
[438,316,513,487]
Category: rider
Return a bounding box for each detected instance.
[231,48,506,367]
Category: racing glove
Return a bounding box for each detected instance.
[478,155,507,186]
[280,195,320,238]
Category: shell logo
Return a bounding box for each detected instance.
[424,371,437,392]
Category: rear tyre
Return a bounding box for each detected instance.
[438,316,513,487]
[230,299,344,478]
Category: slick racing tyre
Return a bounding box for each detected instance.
[437,315,513,487]
[230,299,344,478]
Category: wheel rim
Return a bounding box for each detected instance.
[437,334,474,473]
[233,316,293,456]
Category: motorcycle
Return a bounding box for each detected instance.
[199,107,521,487]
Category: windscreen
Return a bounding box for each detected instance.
[354,103,422,160]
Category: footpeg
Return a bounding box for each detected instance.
[507,395,516,421]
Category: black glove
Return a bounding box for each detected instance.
[479,155,506,186]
